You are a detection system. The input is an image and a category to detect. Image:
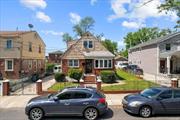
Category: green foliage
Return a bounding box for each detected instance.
[62,33,73,43]
[102,39,118,54]
[158,0,180,28]
[68,69,83,82]
[73,17,95,36]
[119,49,128,58]
[100,70,116,83]
[48,82,78,91]
[54,73,65,82]
[46,63,55,73]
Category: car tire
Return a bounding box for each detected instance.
[29,108,44,120]
[84,107,98,120]
[139,106,152,118]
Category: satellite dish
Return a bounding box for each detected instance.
[28,24,34,31]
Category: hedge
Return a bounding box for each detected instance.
[100,70,116,83]
[68,68,82,82]
[54,73,65,82]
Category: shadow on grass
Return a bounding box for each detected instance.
[44,108,114,120]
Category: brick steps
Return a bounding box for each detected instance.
[84,74,96,84]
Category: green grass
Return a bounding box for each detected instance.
[102,70,159,91]
[48,82,78,91]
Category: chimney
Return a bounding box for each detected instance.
[67,41,76,48]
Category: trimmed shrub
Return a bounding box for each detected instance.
[100,70,116,83]
[55,73,65,82]
[68,68,82,82]
[46,63,55,74]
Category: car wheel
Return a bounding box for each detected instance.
[29,108,44,120]
[84,108,98,120]
[139,106,151,118]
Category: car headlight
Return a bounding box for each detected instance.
[129,101,142,107]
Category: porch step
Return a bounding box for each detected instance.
[84,74,96,84]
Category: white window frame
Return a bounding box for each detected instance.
[94,59,113,69]
[6,39,13,49]
[5,59,14,71]
[68,59,79,67]
[83,40,93,49]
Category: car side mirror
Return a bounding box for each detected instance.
[156,97,162,101]
[53,97,58,101]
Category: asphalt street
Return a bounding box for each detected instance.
[0,106,180,120]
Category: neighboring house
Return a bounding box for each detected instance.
[48,50,63,64]
[0,31,46,80]
[115,56,128,69]
[128,32,180,85]
[61,32,115,82]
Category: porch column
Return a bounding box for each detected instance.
[167,56,171,75]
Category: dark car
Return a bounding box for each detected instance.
[127,64,143,75]
[25,86,108,120]
[122,87,180,118]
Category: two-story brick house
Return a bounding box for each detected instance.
[0,31,46,80]
[48,50,63,64]
[128,32,180,85]
[61,32,115,83]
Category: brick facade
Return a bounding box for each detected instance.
[48,54,62,64]
[0,58,45,80]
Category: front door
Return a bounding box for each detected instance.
[85,59,93,73]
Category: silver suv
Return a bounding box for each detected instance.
[25,86,108,120]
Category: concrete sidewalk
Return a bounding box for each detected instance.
[0,94,128,109]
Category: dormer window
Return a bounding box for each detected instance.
[166,43,171,51]
[83,40,93,48]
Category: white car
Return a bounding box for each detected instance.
[53,65,62,73]
[115,63,128,69]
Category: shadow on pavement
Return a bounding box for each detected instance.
[44,108,114,120]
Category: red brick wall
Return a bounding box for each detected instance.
[48,54,62,64]
[62,59,85,74]
[0,58,45,80]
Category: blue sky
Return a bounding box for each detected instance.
[0,0,178,54]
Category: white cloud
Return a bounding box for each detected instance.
[36,11,51,23]
[90,0,97,6]
[118,40,125,48]
[122,20,146,29]
[108,0,178,25]
[20,0,47,10]
[108,0,130,21]
[41,30,64,36]
[69,12,81,24]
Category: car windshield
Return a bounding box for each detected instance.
[140,88,161,98]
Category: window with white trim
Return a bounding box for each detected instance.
[83,40,93,48]
[68,59,79,67]
[5,59,13,71]
[94,59,113,68]
[6,39,13,49]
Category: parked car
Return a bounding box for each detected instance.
[127,64,143,75]
[115,63,128,69]
[122,87,180,118]
[53,65,62,73]
[25,86,108,120]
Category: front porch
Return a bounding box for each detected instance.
[159,51,180,77]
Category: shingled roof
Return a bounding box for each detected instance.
[129,31,180,50]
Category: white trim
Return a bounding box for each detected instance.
[94,59,113,69]
[68,59,79,68]
[5,59,14,71]
[83,40,93,49]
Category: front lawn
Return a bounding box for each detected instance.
[102,70,159,91]
[48,82,78,91]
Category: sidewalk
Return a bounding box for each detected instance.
[0,94,128,109]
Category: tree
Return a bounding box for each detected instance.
[62,33,73,47]
[102,39,118,54]
[158,0,180,28]
[124,27,172,49]
[73,17,95,36]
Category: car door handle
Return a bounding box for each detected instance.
[83,102,89,105]
[64,103,70,106]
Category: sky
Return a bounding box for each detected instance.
[0,0,178,54]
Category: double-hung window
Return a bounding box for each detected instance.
[68,59,79,67]
[95,59,112,69]
[5,59,14,71]
[6,39,13,49]
[83,41,93,48]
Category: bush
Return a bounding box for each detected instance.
[46,63,55,74]
[55,73,65,82]
[100,70,116,83]
[68,68,82,82]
